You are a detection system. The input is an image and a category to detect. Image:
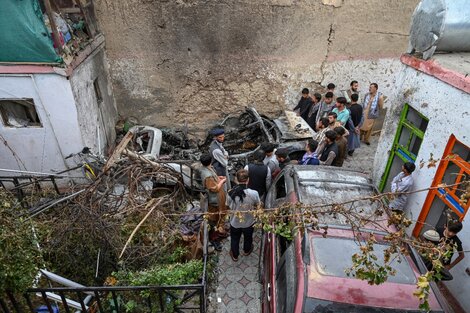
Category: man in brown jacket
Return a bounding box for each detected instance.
[333,126,347,167]
[199,154,228,251]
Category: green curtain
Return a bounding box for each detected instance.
[0,0,61,63]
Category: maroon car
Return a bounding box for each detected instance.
[260,165,448,313]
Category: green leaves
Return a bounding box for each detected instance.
[0,190,43,293]
[114,259,203,286]
[347,235,396,286]
[110,259,204,312]
[413,273,433,312]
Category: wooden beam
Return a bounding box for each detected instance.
[102,131,134,173]
[43,0,63,54]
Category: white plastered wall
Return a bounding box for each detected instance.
[373,65,470,311]
[0,74,84,174]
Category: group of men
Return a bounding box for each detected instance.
[199,128,262,261]
[199,127,306,261]
[293,81,384,166]
[198,86,465,272]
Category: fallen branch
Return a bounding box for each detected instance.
[119,198,163,259]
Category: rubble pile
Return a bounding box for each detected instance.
[35,143,199,285]
[29,107,315,284]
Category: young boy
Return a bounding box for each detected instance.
[199,154,228,251]
[389,162,416,213]
[437,220,465,270]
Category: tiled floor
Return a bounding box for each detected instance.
[208,137,379,313]
[212,231,262,313]
[342,135,378,175]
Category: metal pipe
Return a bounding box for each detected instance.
[26,189,86,219]
[39,270,87,289]
[0,168,82,178]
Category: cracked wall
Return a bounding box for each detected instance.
[94,0,418,132]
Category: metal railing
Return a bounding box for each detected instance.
[1,226,209,313]
[0,175,61,196]
[1,162,209,313]
[1,212,209,313]
[1,280,206,313]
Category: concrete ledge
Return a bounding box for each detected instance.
[400,54,470,95]
[0,65,57,74]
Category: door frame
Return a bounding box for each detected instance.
[413,135,470,237]
[379,104,428,191]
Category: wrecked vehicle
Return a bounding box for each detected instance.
[129,125,163,161]
[200,107,315,158]
[261,165,450,313]
[121,107,316,190]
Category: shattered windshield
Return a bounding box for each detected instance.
[311,237,416,285]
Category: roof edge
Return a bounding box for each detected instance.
[400,54,470,95]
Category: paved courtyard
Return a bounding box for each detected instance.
[208,135,380,313]
[209,232,262,313]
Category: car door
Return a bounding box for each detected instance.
[261,231,276,313]
[260,173,286,313]
[262,171,290,312]
[275,239,297,313]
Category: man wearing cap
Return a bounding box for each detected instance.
[389,162,416,213]
[209,128,229,177]
[420,230,453,281]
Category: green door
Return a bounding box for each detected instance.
[379,104,428,192]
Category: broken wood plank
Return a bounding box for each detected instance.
[102,131,134,172]
[43,0,63,54]
[122,148,159,167]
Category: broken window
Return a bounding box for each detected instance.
[0,99,42,128]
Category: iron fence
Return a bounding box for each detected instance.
[1,248,208,313]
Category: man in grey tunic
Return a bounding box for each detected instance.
[261,143,279,175]
[227,169,260,262]
[390,162,416,213]
[209,128,229,177]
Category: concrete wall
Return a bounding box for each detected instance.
[373,65,470,311]
[0,48,118,176]
[70,47,118,154]
[94,0,418,132]
[0,74,84,173]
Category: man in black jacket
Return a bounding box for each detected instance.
[244,150,271,201]
[293,88,313,121]
[305,93,323,131]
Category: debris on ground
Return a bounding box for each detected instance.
[121,107,315,179]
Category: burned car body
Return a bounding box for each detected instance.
[129,125,163,160]
[199,107,315,169]
[125,108,315,189]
